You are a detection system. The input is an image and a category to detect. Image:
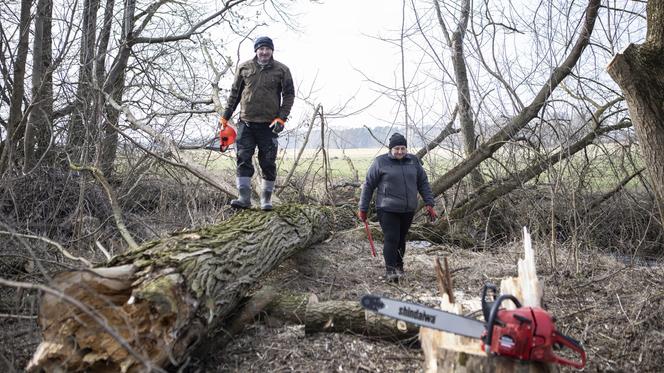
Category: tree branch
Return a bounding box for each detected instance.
[68,160,139,251]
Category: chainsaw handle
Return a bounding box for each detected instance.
[548,331,587,369]
[484,294,522,352]
[481,283,499,322]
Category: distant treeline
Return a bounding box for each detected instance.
[282,126,435,149]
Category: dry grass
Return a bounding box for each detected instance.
[201,227,663,372]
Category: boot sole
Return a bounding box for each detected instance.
[230,201,252,209]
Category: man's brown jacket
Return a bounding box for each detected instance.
[222,57,295,123]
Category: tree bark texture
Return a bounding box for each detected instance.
[96,0,118,178]
[27,204,355,372]
[65,0,100,161]
[607,1,664,206]
[201,288,420,355]
[99,0,136,177]
[0,0,31,173]
[255,291,420,340]
[24,0,54,171]
[303,300,419,339]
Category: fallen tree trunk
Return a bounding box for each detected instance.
[27,204,355,372]
[208,288,419,352]
[249,290,421,339]
[303,299,419,338]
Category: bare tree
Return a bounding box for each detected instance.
[433,0,484,188]
[0,0,31,174]
[24,0,54,172]
[427,0,602,199]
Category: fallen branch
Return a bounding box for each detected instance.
[0,231,93,268]
[69,160,139,251]
[106,95,238,199]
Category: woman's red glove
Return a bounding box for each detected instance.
[358,210,367,222]
[425,205,438,222]
[220,117,229,129]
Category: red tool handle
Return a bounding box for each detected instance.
[545,332,587,369]
[363,221,377,257]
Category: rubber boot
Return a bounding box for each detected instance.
[260,179,275,211]
[230,177,252,209]
[385,267,399,283]
[396,263,405,279]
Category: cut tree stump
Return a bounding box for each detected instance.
[420,227,557,373]
[27,204,355,372]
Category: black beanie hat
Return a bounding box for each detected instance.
[388,133,407,149]
[254,36,274,51]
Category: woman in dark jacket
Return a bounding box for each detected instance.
[358,133,438,282]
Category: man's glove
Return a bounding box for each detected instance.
[425,205,438,222]
[358,210,367,222]
[270,118,285,134]
[220,117,229,129]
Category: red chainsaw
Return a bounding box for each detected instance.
[360,284,586,369]
[218,118,237,152]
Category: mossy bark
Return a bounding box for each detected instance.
[303,300,419,339]
[607,1,664,214]
[28,204,355,372]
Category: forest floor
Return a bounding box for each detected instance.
[203,224,663,373]
[1,220,662,372]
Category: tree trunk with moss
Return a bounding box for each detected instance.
[607,1,664,214]
[251,291,420,340]
[28,204,355,372]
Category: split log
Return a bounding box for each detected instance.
[27,204,355,372]
[420,227,556,373]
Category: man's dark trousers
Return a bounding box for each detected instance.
[236,121,278,181]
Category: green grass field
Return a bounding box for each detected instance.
[186,143,645,193]
[189,148,388,180]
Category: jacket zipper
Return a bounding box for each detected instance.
[400,157,410,211]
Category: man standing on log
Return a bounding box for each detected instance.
[220,36,295,210]
[358,133,438,282]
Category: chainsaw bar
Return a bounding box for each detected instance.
[361,295,485,339]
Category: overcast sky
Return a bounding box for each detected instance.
[233,0,408,129]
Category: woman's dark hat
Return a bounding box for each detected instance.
[388,133,407,149]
